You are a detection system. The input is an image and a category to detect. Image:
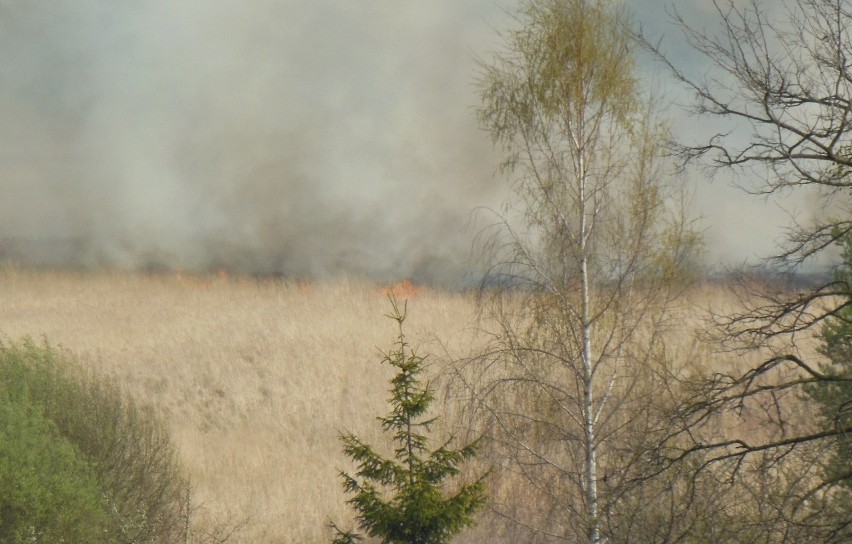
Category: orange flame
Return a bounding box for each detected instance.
[379,278,424,300]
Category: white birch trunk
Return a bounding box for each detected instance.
[578,151,600,544]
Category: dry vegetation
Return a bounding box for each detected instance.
[0,267,822,542]
[0,267,483,542]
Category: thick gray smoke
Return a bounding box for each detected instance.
[0,0,828,282]
[0,1,505,283]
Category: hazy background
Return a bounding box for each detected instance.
[0,0,823,283]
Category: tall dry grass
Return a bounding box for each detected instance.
[0,267,823,542]
[0,267,482,542]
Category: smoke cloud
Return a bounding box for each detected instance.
[0,1,506,284]
[0,0,829,282]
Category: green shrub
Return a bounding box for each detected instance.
[0,389,113,543]
[0,338,190,543]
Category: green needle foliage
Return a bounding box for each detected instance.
[331,297,487,544]
[807,231,852,496]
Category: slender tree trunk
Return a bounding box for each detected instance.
[582,266,599,543]
[578,150,600,543]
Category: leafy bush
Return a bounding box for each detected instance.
[0,389,113,543]
[0,338,190,543]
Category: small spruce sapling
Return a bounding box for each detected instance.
[330,297,487,544]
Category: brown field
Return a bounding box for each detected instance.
[0,267,820,542]
[0,267,485,542]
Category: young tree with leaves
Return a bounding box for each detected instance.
[330,297,487,544]
[469,0,698,541]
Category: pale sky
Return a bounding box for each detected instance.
[0,0,822,280]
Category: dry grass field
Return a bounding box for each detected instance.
[0,267,485,542]
[0,267,822,542]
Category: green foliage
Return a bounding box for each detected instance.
[0,338,190,543]
[331,298,487,544]
[0,390,113,543]
[477,0,696,291]
[478,0,640,177]
[807,232,852,493]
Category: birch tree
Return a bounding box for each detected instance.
[466,0,699,541]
